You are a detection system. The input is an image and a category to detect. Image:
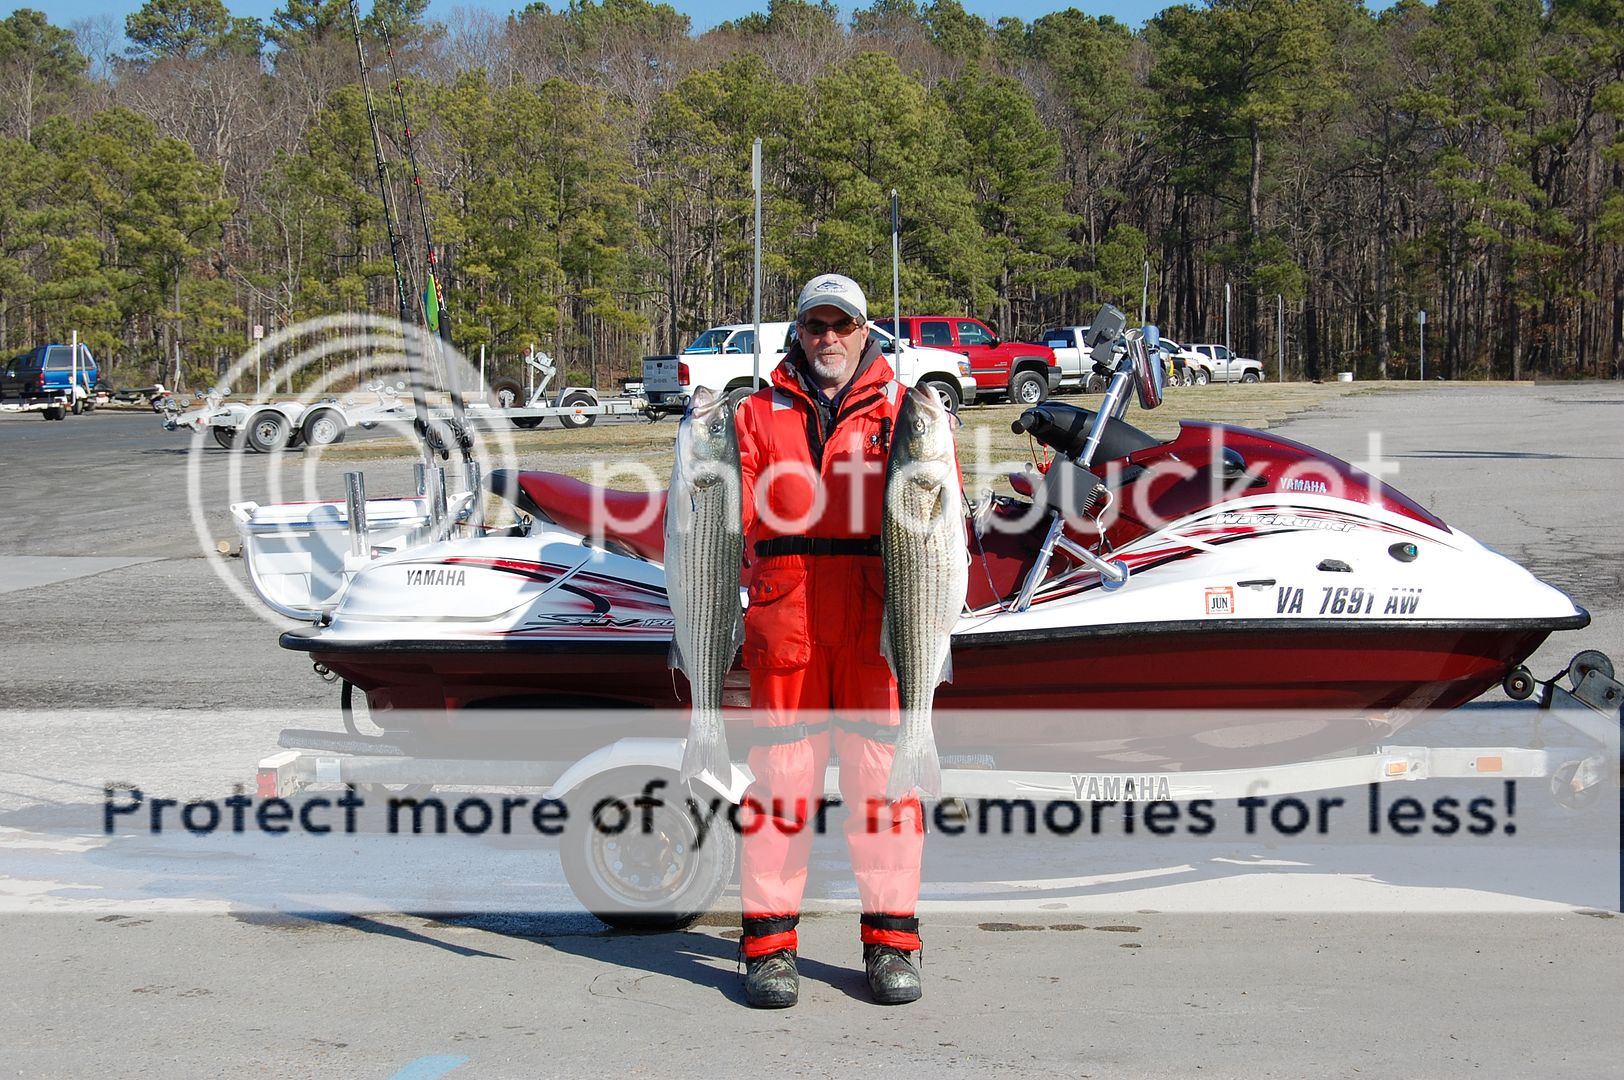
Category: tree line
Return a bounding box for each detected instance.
[0,0,1618,389]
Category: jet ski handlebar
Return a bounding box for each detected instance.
[1013,305,1166,469]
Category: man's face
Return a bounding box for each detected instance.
[796,304,866,390]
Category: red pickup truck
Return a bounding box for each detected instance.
[873,316,1060,405]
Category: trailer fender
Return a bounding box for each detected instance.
[543,738,749,804]
[553,385,600,407]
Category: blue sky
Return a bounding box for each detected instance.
[11,0,1170,39]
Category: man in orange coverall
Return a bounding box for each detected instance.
[733,273,926,1008]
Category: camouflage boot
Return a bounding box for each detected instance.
[863,944,921,1005]
[743,948,798,1009]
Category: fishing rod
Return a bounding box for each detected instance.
[347,0,449,538]
[379,23,474,479]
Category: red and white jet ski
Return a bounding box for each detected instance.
[265,318,1588,769]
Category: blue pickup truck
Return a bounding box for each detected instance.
[0,343,100,419]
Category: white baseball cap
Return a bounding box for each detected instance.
[796,273,867,322]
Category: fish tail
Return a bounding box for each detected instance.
[885,737,942,802]
[679,708,732,785]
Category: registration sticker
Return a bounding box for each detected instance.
[1205,586,1236,616]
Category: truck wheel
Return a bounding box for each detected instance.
[1193,368,1211,385]
[490,376,525,410]
[921,378,960,415]
[1241,370,1260,384]
[559,771,737,931]
[725,385,755,412]
[1009,370,1048,406]
[301,408,347,447]
[557,390,596,430]
[245,410,289,454]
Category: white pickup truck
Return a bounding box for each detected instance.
[1185,344,1265,384]
[641,321,979,413]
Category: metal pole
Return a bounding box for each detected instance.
[751,138,763,395]
[1419,310,1426,381]
[1224,283,1231,355]
[1140,260,1149,324]
[1276,294,1283,383]
[70,330,79,409]
[345,471,369,558]
[479,343,486,399]
[891,190,902,342]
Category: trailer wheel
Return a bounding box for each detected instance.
[557,390,596,430]
[245,410,289,454]
[212,427,241,450]
[42,406,65,421]
[513,416,544,430]
[560,771,736,931]
[301,408,347,447]
[491,376,525,410]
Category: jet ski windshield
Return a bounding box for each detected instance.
[1012,402,1161,464]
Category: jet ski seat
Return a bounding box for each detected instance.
[1011,401,1161,463]
[488,469,668,563]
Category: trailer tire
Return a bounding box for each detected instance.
[560,770,736,931]
[301,408,347,447]
[212,426,241,450]
[42,406,65,421]
[557,390,596,430]
[513,416,544,429]
[491,376,525,410]
[245,410,290,454]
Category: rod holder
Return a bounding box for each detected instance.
[462,460,483,527]
[344,472,368,558]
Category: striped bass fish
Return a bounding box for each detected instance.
[880,386,967,801]
[666,386,744,784]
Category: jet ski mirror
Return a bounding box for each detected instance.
[1083,303,1127,371]
[1130,326,1164,411]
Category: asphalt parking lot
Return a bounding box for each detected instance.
[1,386,1620,1078]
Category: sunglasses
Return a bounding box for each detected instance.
[798,315,864,336]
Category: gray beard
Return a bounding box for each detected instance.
[808,350,848,386]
